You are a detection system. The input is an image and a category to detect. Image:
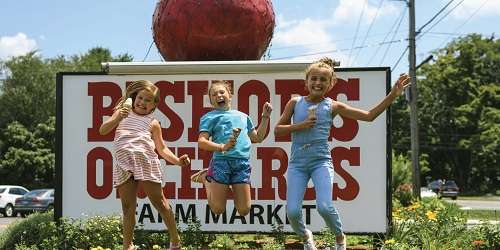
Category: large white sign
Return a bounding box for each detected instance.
[56,61,391,233]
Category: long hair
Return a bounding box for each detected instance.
[114,80,160,112]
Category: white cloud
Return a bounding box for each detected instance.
[332,0,398,25]
[272,18,347,60]
[0,33,37,60]
[451,0,500,19]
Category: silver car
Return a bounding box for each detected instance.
[14,189,54,217]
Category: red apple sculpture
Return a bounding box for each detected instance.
[152,0,275,61]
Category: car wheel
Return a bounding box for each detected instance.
[452,196,457,200]
[47,204,54,211]
[4,204,14,217]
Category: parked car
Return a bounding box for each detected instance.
[0,185,29,217]
[427,180,443,194]
[440,180,459,200]
[14,188,54,217]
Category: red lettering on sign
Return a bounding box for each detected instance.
[332,147,360,201]
[238,80,271,137]
[328,78,360,141]
[187,81,211,142]
[156,81,185,141]
[275,79,308,142]
[257,147,288,200]
[87,147,113,199]
[88,82,121,141]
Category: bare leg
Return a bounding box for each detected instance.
[232,183,251,216]
[141,181,181,246]
[117,178,138,250]
[196,171,230,214]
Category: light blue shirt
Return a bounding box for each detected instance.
[199,109,255,159]
[292,96,333,144]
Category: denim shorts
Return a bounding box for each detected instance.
[206,158,251,185]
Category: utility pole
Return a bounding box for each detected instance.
[408,0,420,198]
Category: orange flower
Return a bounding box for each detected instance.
[472,240,485,246]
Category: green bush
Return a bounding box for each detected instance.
[208,234,235,249]
[385,198,500,249]
[394,183,415,206]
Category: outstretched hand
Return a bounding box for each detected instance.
[392,73,411,96]
[178,154,191,167]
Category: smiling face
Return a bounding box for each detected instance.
[209,83,232,110]
[133,89,157,115]
[306,67,335,99]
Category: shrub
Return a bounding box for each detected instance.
[394,183,415,206]
[208,234,235,249]
[385,198,500,249]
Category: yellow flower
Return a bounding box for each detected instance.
[152,245,161,250]
[426,211,437,221]
[385,239,396,245]
[408,203,420,211]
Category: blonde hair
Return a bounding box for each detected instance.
[114,80,160,112]
[208,80,233,96]
[305,57,337,80]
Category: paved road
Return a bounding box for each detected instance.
[0,216,23,233]
[448,199,500,210]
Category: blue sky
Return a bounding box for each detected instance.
[1,0,499,75]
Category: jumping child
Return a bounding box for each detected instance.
[274,58,410,250]
[99,80,190,250]
[190,80,272,216]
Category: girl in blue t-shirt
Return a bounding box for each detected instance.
[191,80,272,216]
[274,58,410,250]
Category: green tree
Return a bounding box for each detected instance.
[392,34,499,193]
[0,47,132,188]
[0,118,55,188]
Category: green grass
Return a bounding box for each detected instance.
[464,209,500,221]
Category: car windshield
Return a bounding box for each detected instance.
[0,188,5,193]
[444,181,457,186]
[24,190,48,197]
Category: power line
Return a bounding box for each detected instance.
[380,6,407,65]
[347,0,368,66]
[437,0,490,48]
[417,0,455,35]
[142,41,154,62]
[392,46,408,71]
[417,0,466,40]
[367,5,407,65]
[270,38,405,60]
[351,0,385,66]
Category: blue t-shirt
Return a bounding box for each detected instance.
[199,109,255,159]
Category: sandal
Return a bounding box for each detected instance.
[169,242,182,250]
[190,169,208,183]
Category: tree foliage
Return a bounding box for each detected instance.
[0,47,132,188]
[392,34,499,193]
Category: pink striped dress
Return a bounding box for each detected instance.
[113,111,162,187]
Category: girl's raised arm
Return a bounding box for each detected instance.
[334,73,410,121]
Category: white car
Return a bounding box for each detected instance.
[420,187,438,198]
[0,185,29,217]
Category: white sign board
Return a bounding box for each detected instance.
[56,61,391,233]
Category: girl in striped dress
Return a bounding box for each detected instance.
[99,80,190,250]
